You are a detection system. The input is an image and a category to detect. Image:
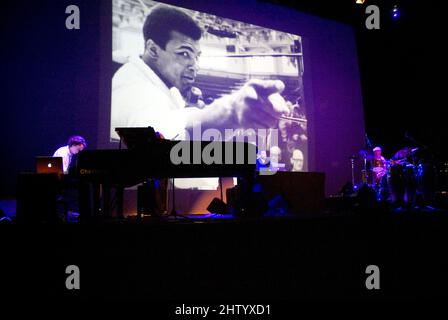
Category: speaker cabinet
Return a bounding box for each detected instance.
[16,173,59,223]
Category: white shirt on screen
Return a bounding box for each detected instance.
[53,145,71,174]
[111,55,187,140]
[110,56,219,190]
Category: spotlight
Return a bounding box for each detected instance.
[356,0,365,4]
[391,5,400,19]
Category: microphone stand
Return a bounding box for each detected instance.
[166,178,190,220]
[349,156,357,188]
[170,177,177,217]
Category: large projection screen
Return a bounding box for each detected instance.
[110,0,309,173]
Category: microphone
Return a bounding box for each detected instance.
[189,87,202,104]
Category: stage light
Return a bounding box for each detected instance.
[356,0,366,4]
[391,5,400,19]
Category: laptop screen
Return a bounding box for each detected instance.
[36,156,63,174]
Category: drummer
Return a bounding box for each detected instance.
[371,146,387,185]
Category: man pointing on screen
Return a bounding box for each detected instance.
[111,4,289,140]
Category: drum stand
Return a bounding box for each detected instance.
[361,156,368,185]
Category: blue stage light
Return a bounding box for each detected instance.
[392,5,400,19]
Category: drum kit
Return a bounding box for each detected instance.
[352,146,436,207]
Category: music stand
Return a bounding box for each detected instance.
[115,127,157,150]
[115,127,158,221]
[114,127,189,220]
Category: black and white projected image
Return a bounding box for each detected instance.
[111,0,308,172]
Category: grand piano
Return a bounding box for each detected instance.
[76,127,257,219]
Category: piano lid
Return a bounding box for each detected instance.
[115,127,158,150]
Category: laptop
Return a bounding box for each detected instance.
[36,156,63,174]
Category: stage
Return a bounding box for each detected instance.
[1,208,448,301]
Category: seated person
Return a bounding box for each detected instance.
[53,135,87,221]
[53,135,87,174]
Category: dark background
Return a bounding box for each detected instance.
[1,0,445,196]
[268,0,446,159]
[1,0,101,196]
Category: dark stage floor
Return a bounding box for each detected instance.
[1,206,448,302]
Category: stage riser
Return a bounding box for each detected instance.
[2,214,447,300]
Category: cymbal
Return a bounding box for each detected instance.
[358,149,370,158]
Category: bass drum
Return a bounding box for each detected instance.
[387,163,417,205]
[387,163,405,203]
[372,166,387,185]
[403,163,417,192]
[417,163,436,203]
